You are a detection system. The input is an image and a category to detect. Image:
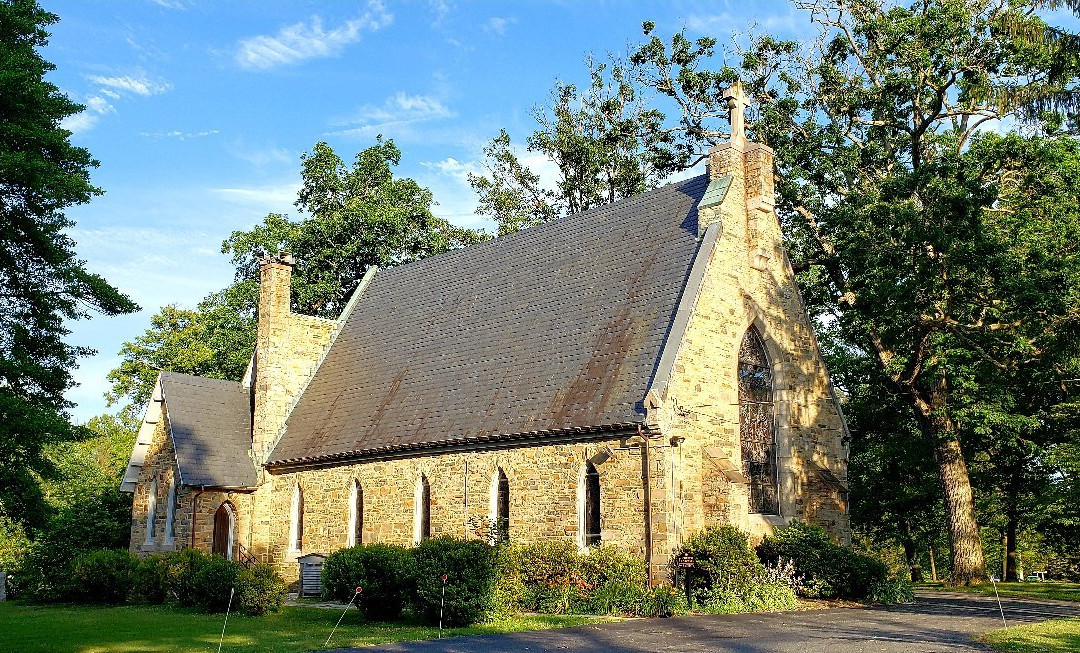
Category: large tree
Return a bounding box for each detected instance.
[0,0,137,528]
[470,56,685,234]
[630,0,1080,582]
[108,139,485,411]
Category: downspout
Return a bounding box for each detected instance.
[639,425,654,586]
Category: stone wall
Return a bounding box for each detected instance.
[258,436,672,584]
[650,140,850,548]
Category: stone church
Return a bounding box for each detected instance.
[123,87,850,584]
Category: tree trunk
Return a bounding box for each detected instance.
[910,382,986,585]
[1005,514,1019,582]
[901,519,924,583]
[929,545,938,582]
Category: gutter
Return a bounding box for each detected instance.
[266,422,649,472]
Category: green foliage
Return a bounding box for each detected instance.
[133,555,170,604]
[106,287,256,413]
[757,522,898,602]
[191,555,241,613]
[470,56,686,236]
[675,525,797,614]
[0,515,29,572]
[494,540,655,617]
[411,536,496,626]
[235,564,287,616]
[68,549,138,604]
[322,543,415,620]
[868,576,916,604]
[0,0,137,530]
[162,548,211,607]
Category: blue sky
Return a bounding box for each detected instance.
[44,0,809,421]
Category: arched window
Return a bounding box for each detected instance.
[347,480,363,547]
[738,327,779,514]
[164,479,177,543]
[289,484,304,551]
[414,474,431,544]
[489,468,510,542]
[212,502,235,560]
[144,478,158,545]
[580,463,601,548]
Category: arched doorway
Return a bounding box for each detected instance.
[212,502,235,560]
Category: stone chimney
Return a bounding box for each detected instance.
[697,82,777,270]
[252,251,296,465]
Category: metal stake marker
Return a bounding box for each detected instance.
[325,587,362,648]
[439,574,448,639]
[217,587,235,653]
[989,577,1008,630]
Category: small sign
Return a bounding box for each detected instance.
[677,554,695,568]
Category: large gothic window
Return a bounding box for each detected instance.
[582,463,601,547]
[490,468,510,543]
[739,327,779,514]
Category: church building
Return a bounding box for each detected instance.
[123,86,851,584]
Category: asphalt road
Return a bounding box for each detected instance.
[327,591,1080,653]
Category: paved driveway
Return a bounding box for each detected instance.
[327,591,1080,653]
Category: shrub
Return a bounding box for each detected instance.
[494,541,652,617]
[236,564,287,616]
[163,548,211,606]
[756,521,897,602]
[133,554,170,604]
[322,543,415,620]
[192,555,241,612]
[68,549,138,604]
[675,525,798,614]
[412,537,497,626]
[868,576,915,604]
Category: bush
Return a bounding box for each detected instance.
[756,521,897,602]
[494,541,653,617]
[412,537,497,626]
[676,525,798,614]
[322,543,415,620]
[68,549,138,604]
[868,576,915,604]
[133,554,170,604]
[236,564,287,616]
[191,555,241,612]
[163,548,211,606]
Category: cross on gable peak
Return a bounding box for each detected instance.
[724,81,750,146]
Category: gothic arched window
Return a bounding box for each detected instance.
[415,475,431,543]
[144,478,158,545]
[347,480,363,547]
[289,484,304,551]
[490,468,510,542]
[583,463,601,547]
[739,327,779,514]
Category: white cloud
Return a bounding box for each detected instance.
[99,88,121,100]
[228,143,294,167]
[87,73,172,96]
[484,16,515,35]
[148,0,188,8]
[235,2,393,70]
[139,129,220,141]
[210,182,302,209]
[332,93,453,139]
[429,0,453,24]
[86,96,115,114]
[60,112,100,134]
[421,157,482,184]
[686,13,735,33]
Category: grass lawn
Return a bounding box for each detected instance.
[0,601,607,653]
[919,581,1080,603]
[981,618,1080,652]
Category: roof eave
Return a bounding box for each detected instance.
[265,421,650,472]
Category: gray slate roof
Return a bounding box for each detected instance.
[269,174,709,465]
[160,372,257,487]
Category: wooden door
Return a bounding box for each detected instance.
[212,504,230,557]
